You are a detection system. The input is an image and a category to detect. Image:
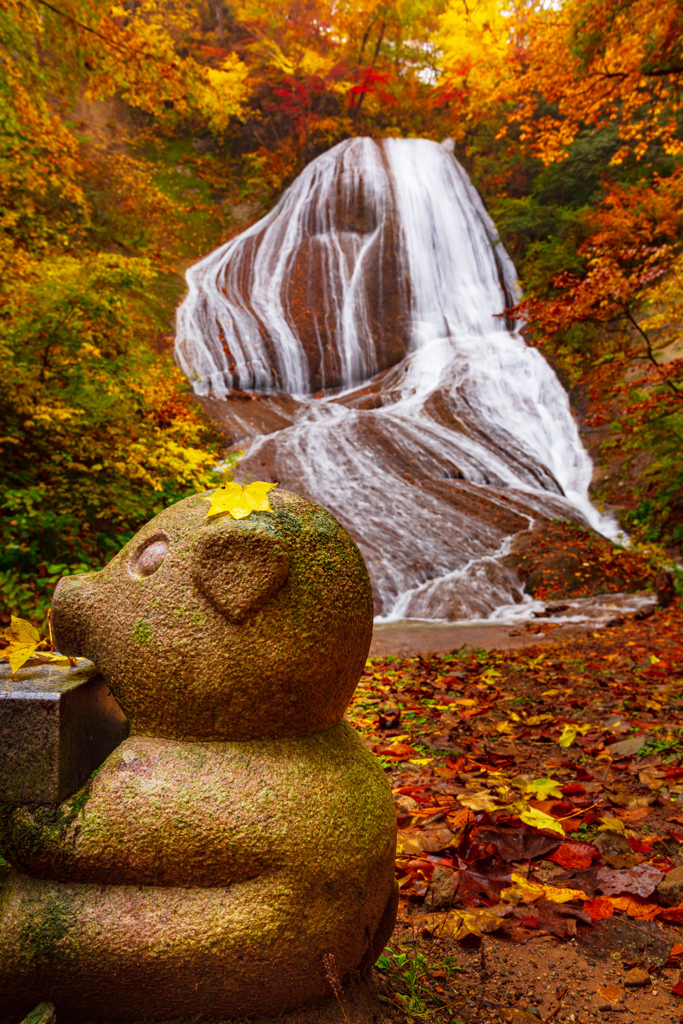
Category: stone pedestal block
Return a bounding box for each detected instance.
[0,662,128,805]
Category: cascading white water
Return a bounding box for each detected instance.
[176,137,620,621]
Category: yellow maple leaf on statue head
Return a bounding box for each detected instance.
[204,481,277,520]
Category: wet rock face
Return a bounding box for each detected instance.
[51,488,374,740]
[175,137,412,396]
[0,487,396,1021]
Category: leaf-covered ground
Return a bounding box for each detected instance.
[348,604,683,1024]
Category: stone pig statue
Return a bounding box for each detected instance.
[0,487,398,1022]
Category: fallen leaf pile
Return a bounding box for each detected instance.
[347,603,683,967]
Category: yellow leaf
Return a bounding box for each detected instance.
[525,714,554,726]
[496,721,517,735]
[650,654,661,665]
[598,816,627,834]
[558,723,591,747]
[1,615,42,674]
[409,757,434,765]
[3,614,39,645]
[41,652,87,666]
[420,906,509,941]
[519,805,565,835]
[204,481,276,520]
[457,790,503,813]
[525,778,563,800]
[502,872,587,904]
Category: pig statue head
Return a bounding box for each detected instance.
[51,488,374,740]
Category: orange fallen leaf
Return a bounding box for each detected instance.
[411,804,454,817]
[396,827,455,855]
[378,742,416,756]
[597,985,623,1004]
[614,806,654,822]
[607,895,660,920]
[659,904,683,924]
[447,808,475,830]
[583,897,614,921]
[550,841,599,870]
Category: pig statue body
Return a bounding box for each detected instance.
[0,488,397,1021]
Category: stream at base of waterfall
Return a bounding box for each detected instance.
[175,137,630,625]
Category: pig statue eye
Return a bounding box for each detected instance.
[135,540,169,577]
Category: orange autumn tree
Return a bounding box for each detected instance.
[513,171,683,371]
[502,0,683,374]
[506,0,683,165]
[497,0,683,547]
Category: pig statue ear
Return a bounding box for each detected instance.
[191,522,290,623]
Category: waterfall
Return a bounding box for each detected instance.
[175,137,619,621]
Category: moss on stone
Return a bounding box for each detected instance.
[131,620,153,645]
[0,777,94,872]
[18,892,72,963]
[0,723,395,891]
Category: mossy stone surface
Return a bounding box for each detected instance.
[51,489,373,740]
[0,869,397,1020]
[0,722,395,889]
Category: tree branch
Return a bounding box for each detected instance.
[30,0,164,61]
[624,308,683,399]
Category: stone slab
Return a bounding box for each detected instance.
[0,662,128,804]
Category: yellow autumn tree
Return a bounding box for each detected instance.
[434,0,514,135]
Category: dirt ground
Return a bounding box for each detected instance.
[377,925,683,1023]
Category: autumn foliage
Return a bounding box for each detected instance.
[3,0,683,621]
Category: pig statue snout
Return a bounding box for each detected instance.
[52,572,98,660]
